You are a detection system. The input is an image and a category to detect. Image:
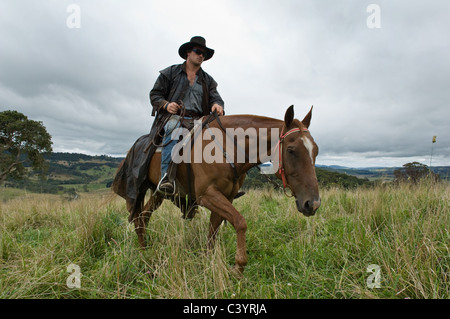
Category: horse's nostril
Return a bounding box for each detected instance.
[296,198,320,216]
[303,199,321,214]
[304,200,312,210]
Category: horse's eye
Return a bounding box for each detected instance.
[287,147,295,154]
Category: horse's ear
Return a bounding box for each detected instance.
[284,105,294,127]
[302,105,313,129]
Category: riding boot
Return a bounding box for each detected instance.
[157,173,175,195]
[167,161,178,183]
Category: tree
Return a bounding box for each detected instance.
[0,110,53,185]
[393,161,440,184]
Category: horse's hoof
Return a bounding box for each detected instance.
[230,265,244,279]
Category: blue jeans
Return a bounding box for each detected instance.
[161,115,192,178]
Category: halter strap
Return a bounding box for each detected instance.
[277,127,309,195]
[280,127,309,139]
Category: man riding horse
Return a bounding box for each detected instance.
[150,36,224,194]
[112,37,321,275]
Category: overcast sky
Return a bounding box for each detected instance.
[1,0,449,167]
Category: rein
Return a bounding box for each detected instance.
[277,127,309,196]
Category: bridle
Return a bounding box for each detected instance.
[277,126,309,197]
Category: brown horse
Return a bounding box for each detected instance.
[132,105,320,274]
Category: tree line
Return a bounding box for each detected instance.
[242,165,374,191]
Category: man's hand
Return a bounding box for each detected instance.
[211,104,224,116]
[166,102,181,114]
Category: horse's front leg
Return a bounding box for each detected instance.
[201,188,248,275]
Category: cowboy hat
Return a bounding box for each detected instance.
[178,36,214,61]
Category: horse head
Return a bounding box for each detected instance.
[277,105,321,217]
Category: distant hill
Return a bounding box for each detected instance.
[316,165,397,181]
[316,165,450,181]
[3,152,449,196]
[4,152,124,195]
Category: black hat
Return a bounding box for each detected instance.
[178,36,215,61]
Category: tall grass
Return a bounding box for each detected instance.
[0,180,448,299]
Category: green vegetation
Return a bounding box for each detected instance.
[1,179,448,299]
[394,162,440,184]
[243,166,373,190]
[0,110,52,184]
[3,152,123,195]
[2,152,448,299]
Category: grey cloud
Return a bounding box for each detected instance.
[0,0,449,167]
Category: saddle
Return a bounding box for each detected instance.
[111,111,217,221]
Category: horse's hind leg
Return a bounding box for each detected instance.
[207,212,224,250]
[133,192,163,249]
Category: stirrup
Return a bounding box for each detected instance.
[156,174,176,196]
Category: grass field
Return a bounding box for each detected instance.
[0,180,448,299]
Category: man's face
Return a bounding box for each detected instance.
[186,46,205,66]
